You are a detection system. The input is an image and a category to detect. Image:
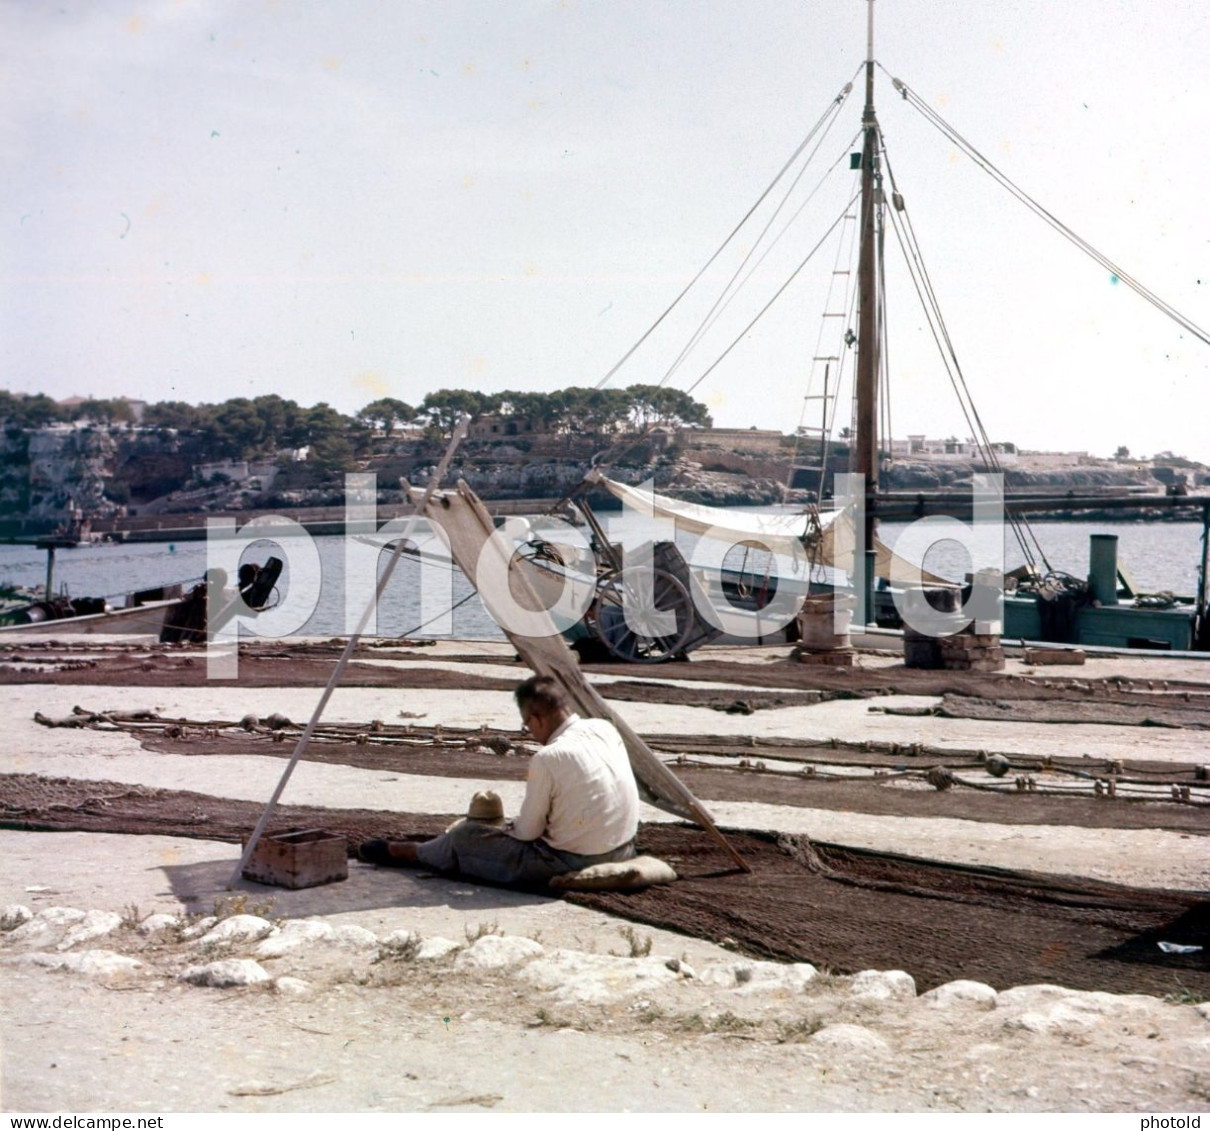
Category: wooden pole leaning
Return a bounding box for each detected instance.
[410,477,752,875]
[225,416,471,889]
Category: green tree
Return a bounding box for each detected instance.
[297,402,352,446]
[624,384,711,429]
[420,389,487,435]
[205,398,266,458]
[249,394,304,450]
[0,391,64,429]
[64,398,135,425]
[648,386,710,428]
[310,431,357,472]
[1114,445,1131,460]
[495,390,557,430]
[144,400,212,432]
[624,384,664,430]
[356,397,416,436]
[548,387,631,435]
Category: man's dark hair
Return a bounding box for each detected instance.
[515,675,569,716]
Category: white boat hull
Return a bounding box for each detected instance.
[0,598,180,638]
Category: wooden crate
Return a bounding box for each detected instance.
[242,829,348,890]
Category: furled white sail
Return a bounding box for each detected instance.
[588,471,946,586]
[587,469,834,555]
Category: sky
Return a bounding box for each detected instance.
[3,0,1208,462]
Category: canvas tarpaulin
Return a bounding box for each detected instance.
[589,471,947,587]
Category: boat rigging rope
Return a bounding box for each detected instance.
[590,81,857,391]
[887,69,1210,349]
[880,140,1051,574]
[817,266,862,506]
[877,205,893,475]
[654,115,859,391]
[682,192,861,398]
[785,172,861,504]
[661,131,860,395]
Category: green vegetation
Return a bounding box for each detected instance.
[464,920,501,943]
[419,384,711,437]
[615,924,654,958]
[1,383,713,460]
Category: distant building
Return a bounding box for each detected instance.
[195,459,279,492]
[888,435,1019,463]
[469,413,545,438]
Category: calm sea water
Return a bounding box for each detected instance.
[0,512,1202,639]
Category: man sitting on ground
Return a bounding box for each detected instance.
[359,675,639,886]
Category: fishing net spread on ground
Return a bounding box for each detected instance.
[3,772,1205,999]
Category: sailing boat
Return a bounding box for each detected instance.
[533,0,1210,657]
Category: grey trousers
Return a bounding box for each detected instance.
[414,821,636,887]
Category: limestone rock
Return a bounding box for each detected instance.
[26,949,143,979]
[327,924,379,951]
[193,914,277,950]
[179,916,219,940]
[848,969,917,1001]
[415,937,461,962]
[455,934,544,970]
[273,976,311,996]
[254,919,332,958]
[1005,1001,1101,1036]
[994,984,1074,1010]
[520,950,679,1005]
[697,959,818,995]
[809,1023,891,1055]
[138,913,182,936]
[179,959,272,988]
[5,906,86,946]
[379,929,417,950]
[920,980,998,1009]
[57,910,122,951]
[1004,989,1160,1036]
[0,905,33,931]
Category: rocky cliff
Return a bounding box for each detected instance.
[0,422,1200,538]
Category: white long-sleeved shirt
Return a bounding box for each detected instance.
[511,715,639,855]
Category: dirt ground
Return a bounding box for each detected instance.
[1,635,1208,1113]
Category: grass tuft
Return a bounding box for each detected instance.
[617,924,653,958]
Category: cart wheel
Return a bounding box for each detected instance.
[590,566,695,663]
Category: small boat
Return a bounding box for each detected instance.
[0,548,284,641]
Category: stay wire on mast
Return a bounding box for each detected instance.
[880,140,1049,572]
[663,131,861,407]
[883,190,1045,571]
[888,70,1210,349]
[878,233,892,473]
[591,80,857,391]
[654,104,857,391]
[787,165,862,493]
[682,192,861,397]
[905,197,1050,572]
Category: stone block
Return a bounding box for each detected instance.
[1023,647,1086,665]
[796,648,855,667]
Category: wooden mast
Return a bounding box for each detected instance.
[852,0,882,619]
